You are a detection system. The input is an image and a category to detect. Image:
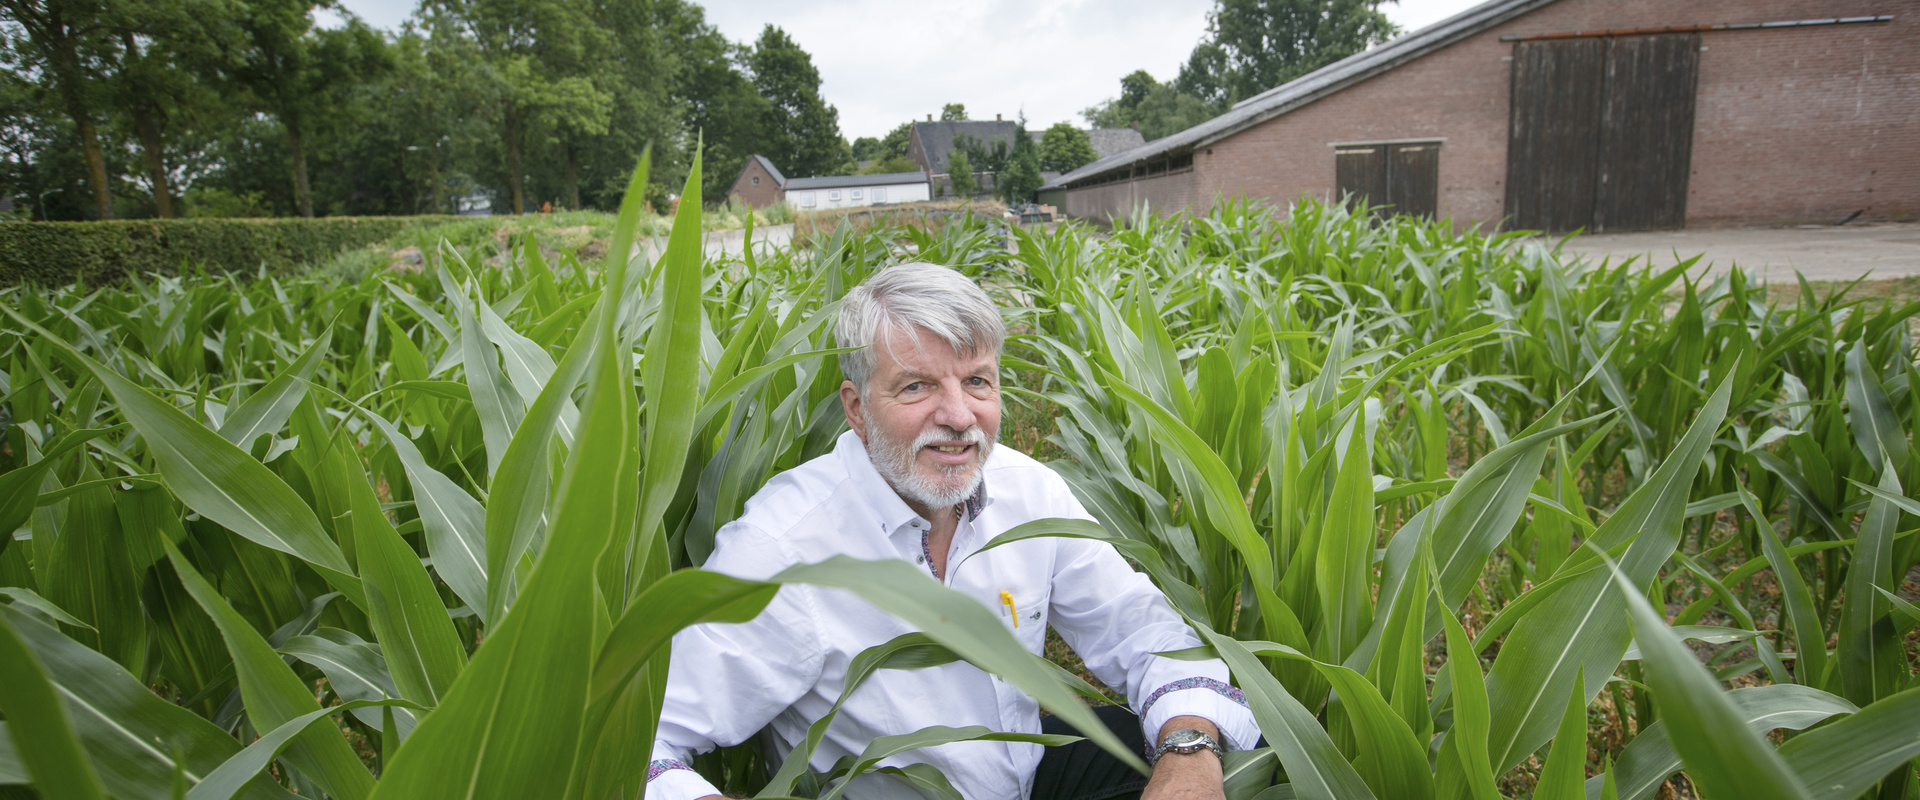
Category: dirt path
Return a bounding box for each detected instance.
[1552,222,1920,284]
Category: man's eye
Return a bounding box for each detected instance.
[904,382,925,392]
[967,377,988,387]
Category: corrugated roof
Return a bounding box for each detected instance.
[783,172,929,190]
[751,154,786,186]
[1042,0,1557,190]
[913,120,1020,173]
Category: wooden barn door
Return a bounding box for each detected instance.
[1505,34,1700,232]
[1337,142,1440,220]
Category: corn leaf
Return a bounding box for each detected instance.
[0,607,106,800]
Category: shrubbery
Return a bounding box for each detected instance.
[0,216,460,286]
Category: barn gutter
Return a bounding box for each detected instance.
[1499,15,1893,41]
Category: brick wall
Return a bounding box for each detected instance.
[1183,0,1917,228]
[727,159,783,209]
[1061,170,1201,222]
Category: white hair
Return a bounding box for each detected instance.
[836,262,1005,391]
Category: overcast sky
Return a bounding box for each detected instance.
[328,0,1485,140]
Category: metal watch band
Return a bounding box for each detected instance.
[1149,728,1224,765]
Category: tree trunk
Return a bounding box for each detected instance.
[122,33,170,217]
[564,139,579,210]
[504,101,524,215]
[286,116,313,217]
[131,99,172,218]
[428,140,445,214]
[50,33,111,219]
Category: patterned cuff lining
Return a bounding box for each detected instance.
[646,759,694,782]
[1136,676,1249,723]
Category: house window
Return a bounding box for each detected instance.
[873,187,886,202]
[751,176,760,186]
[851,189,863,200]
[829,190,841,201]
[801,192,815,207]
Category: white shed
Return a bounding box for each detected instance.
[784,172,931,210]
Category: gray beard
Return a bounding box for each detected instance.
[867,423,994,511]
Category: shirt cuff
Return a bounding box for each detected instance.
[1137,678,1260,753]
[645,755,720,800]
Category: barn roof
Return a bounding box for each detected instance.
[1042,0,1557,190]
[750,154,786,186]
[784,172,929,190]
[1088,128,1146,159]
[913,120,1021,173]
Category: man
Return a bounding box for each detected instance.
[647,264,1258,799]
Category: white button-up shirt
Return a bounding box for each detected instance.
[648,430,1258,800]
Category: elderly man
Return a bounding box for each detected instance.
[647,264,1258,800]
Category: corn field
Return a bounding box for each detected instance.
[0,154,1916,800]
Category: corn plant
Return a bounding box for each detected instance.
[0,182,1915,800]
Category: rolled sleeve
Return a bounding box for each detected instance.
[1043,521,1257,751]
[644,743,719,800]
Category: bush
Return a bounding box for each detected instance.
[0,216,462,286]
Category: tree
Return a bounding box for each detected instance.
[1039,122,1098,173]
[661,3,768,202]
[1177,0,1398,106]
[223,0,391,217]
[1083,71,1217,141]
[0,0,128,218]
[859,154,916,175]
[877,121,911,160]
[850,135,879,162]
[1000,117,1042,204]
[422,0,597,215]
[946,148,973,198]
[940,102,965,121]
[747,25,844,179]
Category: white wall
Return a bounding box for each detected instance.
[786,181,931,210]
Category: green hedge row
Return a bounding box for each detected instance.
[0,216,464,286]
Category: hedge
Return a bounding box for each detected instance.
[0,216,463,286]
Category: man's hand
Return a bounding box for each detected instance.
[1142,716,1226,800]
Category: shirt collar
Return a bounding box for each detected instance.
[835,430,996,536]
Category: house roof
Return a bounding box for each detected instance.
[750,154,785,186]
[1088,128,1146,159]
[1042,0,1558,190]
[784,172,929,190]
[913,120,1020,173]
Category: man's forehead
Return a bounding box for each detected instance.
[875,324,998,374]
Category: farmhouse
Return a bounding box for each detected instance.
[725,154,786,208]
[784,172,931,210]
[1041,0,1918,231]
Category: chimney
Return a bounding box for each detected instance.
[927,114,932,122]
[1130,122,1139,131]
[996,113,1002,121]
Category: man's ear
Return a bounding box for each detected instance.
[840,380,867,442]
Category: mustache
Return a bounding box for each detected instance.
[911,426,990,451]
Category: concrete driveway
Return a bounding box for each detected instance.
[1552,222,1920,284]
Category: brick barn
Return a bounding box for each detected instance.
[1041,0,1917,231]
[725,155,786,209]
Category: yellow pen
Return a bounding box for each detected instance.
[1000,591,1018,628]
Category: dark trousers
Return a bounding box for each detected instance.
[1030,706,1150,800]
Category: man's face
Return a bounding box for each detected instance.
[840,324,1001,514]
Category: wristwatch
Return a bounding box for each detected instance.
[1150,728,1224,765]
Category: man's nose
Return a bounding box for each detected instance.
[928,382,977,432]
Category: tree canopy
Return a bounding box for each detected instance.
[1039,122,1099,173]
[1085,1,1398,144]
[0,0,851,218]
